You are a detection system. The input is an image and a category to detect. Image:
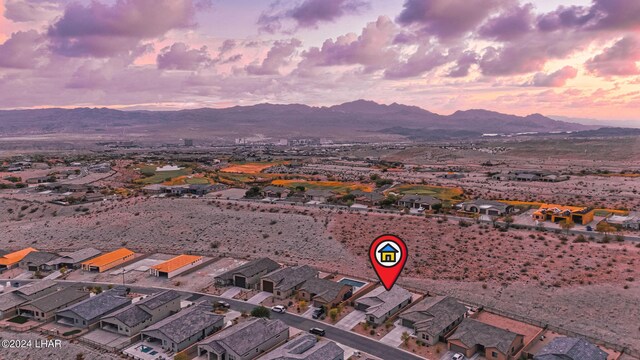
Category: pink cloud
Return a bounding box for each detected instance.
[258,0,370,33]
[527,66,578,87]
[586,36,640,77]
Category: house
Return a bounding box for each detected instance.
[197,318,289,360]
[456,200,515,217]
[447,318,524,360]
[55,289,131,328]
[350,190,385,206]
[143,184,165,195]
[18,286,89,321]
[397,194,441,210]
[0,247,38,271]
[378,244,398,263]
[0,292,30,319]
[399,296,468,345]
[45,248,102,270]
[304,189,335,203]
[606,213,640,230]
[81,248,135,272]
[26,176,53,184]
[141,303,224,353]
[261,186,291,199]
[260,265,318,299]
[532,204,595,225]
[100,290,181,336]
[19,251,59,272]
[297,278,352,309]
[355,286,412,326]
[215,258,280,289]
[149,255,203,279]
[533,337,608,360]
[259,334,344,360]
[14,279,59,300]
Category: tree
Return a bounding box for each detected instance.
[401,331,411,346]
[245,186,261,198]
[299,300,308,311]
[560,220,575,235]
[250,306,270,319]
[596,222,616,236]
[328,308,339,322]
[504,215,514,227]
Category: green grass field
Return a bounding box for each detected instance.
[388,184,464,204]
[185,177,211,185]
[138,168,192,184]
[8,316,28,324]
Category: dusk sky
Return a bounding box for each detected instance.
[1,0,639,123]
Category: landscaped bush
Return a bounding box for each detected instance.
[63,329,81,336]
[8,316,28,324]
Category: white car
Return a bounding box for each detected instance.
[271,305,286,313]
[452,353,465,360]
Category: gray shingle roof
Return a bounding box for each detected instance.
[534,337,608,360]
[299,278,349,303]
[448,318,521,355]
[103,290,181,328]
[262,265,318,292]
[399,296,467,335]
[49,248,101,265]
[356,286,412,319]
[0,292,28,311]
[21,252,59,267]
[217,258,280,281]
[16,280,58,297]
[399,194,441,205]
[138,290,181,310]
[199,318,288,356]
[57,289,131,322]
[22,287,87,313]
[260,334,344,360]
[143,303,223,344]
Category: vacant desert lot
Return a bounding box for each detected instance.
[0,196,638,353]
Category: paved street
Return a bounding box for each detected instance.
[10,279,424,360]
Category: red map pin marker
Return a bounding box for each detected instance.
[369,234,408,291]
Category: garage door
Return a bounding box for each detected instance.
[449,343,467,355]
[262,280,274,293]
[234,275,247,288]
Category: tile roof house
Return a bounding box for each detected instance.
[197,318,289,360]
[447,318,524,360]
[399,296,468,345]
[14,280,59,300]
[55,289,131,328]
[0,292,30,319]
[355,286,412,326]
[149,255,204,279]
[297,278,353,309]
[533,337,608,360]
[19,251,60,272]
[215,258,280,289]
[262,186,291,199]
[261,265,318,299]
[45,248,102,270]
[304,189,335,203]
[81,248,135,273]
[456,200,515,216]
[100,290,181,336]
[397,195,441,210]
[141,303,224,353]
[18,286,89,321]
[260,334,344,360]
[0,247,38,270]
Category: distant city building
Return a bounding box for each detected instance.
[184,139,194,147]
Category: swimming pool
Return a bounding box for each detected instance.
[339,278,366,288]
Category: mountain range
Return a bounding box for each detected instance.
[0,100,602,142]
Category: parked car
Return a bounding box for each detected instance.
[271,305,286,313]
[309,327,326,336]
[312,307,325,319]
[452,353,465,360]
[215,301,230,309]
[586,225,593,231]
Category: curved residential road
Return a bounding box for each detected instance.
[5,279,424,360]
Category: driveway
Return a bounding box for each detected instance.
[440,350,481,360]
[220,287,242,299]
[335,310,366,330]
[247,291,272,305]
[379,320,413,347]
[302,306,319,319]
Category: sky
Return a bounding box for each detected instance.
[0,0,639,123]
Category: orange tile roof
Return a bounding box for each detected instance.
[82,248,133,267]
[152,255,203,273]
[0,247,37,266]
